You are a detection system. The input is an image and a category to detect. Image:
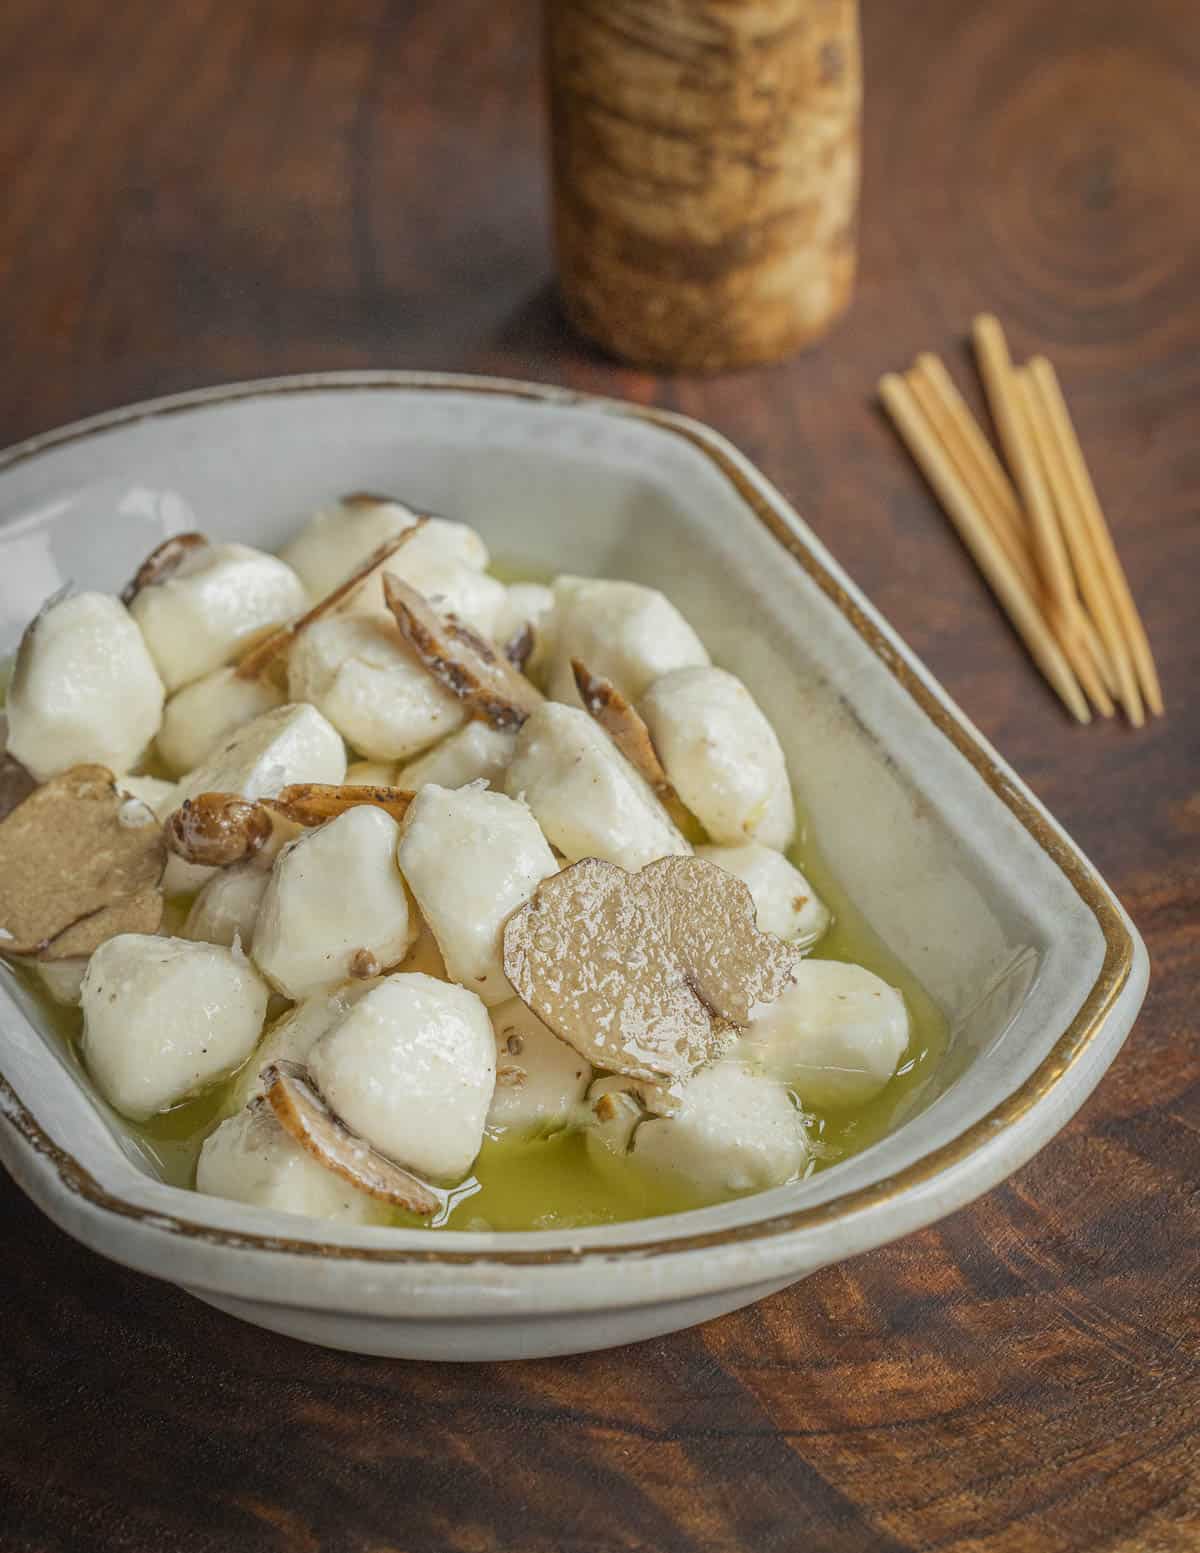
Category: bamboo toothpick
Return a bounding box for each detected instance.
[1011,371,1115,718]
[907,358,1115,711]
[972,317,1078,613]
[878,372,1090,724]
[1028,356,1163,717]
[974,315,1118,715]
[912,353,1026,538]
[1020,363,1145,726]
[906,363,1029,579]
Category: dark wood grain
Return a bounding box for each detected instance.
[1,1,1198,1549]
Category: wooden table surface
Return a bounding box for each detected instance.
[1,1,1197,1549]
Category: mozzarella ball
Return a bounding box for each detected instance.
[117,773,179,820]
[586,1063,809,1195]
[281,497,487,601]
[287,614,464,762]
[163,702,345,895]
[503,702,689,871]
[81,934,268,1120]
[5,592,164,781]
[129,542,306,692]
[309,973,495,1181]
[741,961,910,1109]
[197,1102,387,1225]
[494,583,557,677]
[33,958,89,1007]
[640,666,795,850]
[253,805,415,1000]
[488,998,592,1135]
[396,722,516,791]
[546,577,709,705]
[397,784,557,1006]
[184,863,270,950]
[223,979,378,1114]
[697,843,829,949]
[156,666,284,776]
[280,496,422,595]
[345,758,397,786]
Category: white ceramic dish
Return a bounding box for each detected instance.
[0,373,1146,1361]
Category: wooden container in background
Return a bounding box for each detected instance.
[545,0,862,373]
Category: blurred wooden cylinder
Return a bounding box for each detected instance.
[545,0,862,372]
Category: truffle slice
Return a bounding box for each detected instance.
[0,765,164,959]
[503,855,801,1084]
[383,574,543,730]
[263,1061,439,1216]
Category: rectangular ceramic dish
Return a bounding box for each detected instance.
[0,374,1147,1360]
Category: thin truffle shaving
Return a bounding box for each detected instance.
[504,622,536,673]
[235,522,428,681]
[383,574,543,729]
[503,855,801,1083]
[263,1061,439,1214]
[571,659,699,838]
[120,532,209,606]
[165,784,416,867]
[166,793,274,867]
[0,765,165,959]
[269,782,415,827]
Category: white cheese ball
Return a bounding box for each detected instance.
[163,702,346,895]
[345,758,398,786]
[253,805,415,1000]
[504,702,690,871]
[33,958,89,1008]
[546,577,709,705]
[184,863,270,950]
[281,497,487,601]
[280,496,423,595]
[741,960,910,1109]
[129,542,307,692]
[197,1103,387,1225]
[488,998,592,1135]
[287,614,464,762]
[156,666,284,776]
[697,843,829,949]
[309,973,495,1182]
[587,1063,808,1195]
[6,592,165,781]
[223,979,378,1115]
[396,722,516,791]
[397,783,558,1006]
[493,583,557,677]
[81,934,268,1121]
[640,666,795,851]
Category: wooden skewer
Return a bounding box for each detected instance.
[1019,364,1145,727]
[906,360,1116,708]
[878,372,1090,723]
[1011,371,1114,718]
[1028,356,1163,717]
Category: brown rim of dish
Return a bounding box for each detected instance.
[0,373,1134,1268]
